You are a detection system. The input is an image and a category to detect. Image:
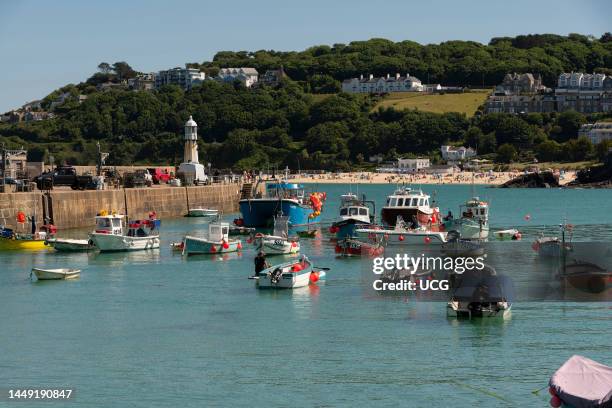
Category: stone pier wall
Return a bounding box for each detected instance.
[0,184,244,230]
[0,192,44,230]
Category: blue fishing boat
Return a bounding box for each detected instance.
[238,182,325,229]
[329,193,375,240]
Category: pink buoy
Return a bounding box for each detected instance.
[424,236,432,244]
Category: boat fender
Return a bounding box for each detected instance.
[222,240,230,249]
[88,239,94,246]
[549,395,562,408]
[309,272,319,283]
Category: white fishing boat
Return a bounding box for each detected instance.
[443,197,489,240]
[494,229,521,241]
[252,216,300,255]
[257,256,320,289]
[182,221,242,255]
[355,217,447,246]
[380,187,440,228]
[46,238,94,252]
[187,208,219,217]
[89,213,161,252]
[31,268,81,280]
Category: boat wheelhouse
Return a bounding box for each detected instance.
[380,187,437,228]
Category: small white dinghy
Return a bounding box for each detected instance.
[252,215,300,255]
[187,208,219,217]
[257,256,317,289]
[31,268,81,280]
[46,238,94,252]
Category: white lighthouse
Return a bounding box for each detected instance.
[184,115,199,163]
[177,115,207,185]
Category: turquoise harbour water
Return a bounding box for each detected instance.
[1,184,611,407]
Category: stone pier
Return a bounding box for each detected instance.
[0,184,245,230]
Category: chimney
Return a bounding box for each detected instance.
[369,74,373,80]
[396,73,400,79]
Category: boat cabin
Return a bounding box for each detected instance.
[126,219,161,237]
[461,198,488,221]
[208,222,230,242]
[266,182,305,202]
[94,215,125,235]
[384,188,431,210]
[339,205,370,223]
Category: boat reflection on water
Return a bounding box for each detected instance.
[90,249,162,267]
[183,251,243,263]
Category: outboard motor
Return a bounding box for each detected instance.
[270,268,283,284]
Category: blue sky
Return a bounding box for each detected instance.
[0,0,609,112]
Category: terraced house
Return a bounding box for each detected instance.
[486,72,612,114]
[341,73,423,93]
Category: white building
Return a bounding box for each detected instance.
[578,122,612,144]
[341,73,423,94]
[217,67,259,88]
[440,145,476,163]
[155,67,206,90]
[558,72,607,89]
[397,158,430,172]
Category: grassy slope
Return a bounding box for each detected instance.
[373,90,491,116]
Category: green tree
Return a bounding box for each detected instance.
[496,143,518,163]
[551,111,585,142]
[535,139,561,162]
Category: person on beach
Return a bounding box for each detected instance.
[254,251,269,277]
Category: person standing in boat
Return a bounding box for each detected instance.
[254,251,269,277]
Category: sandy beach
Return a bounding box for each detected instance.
[289,171,577,185]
